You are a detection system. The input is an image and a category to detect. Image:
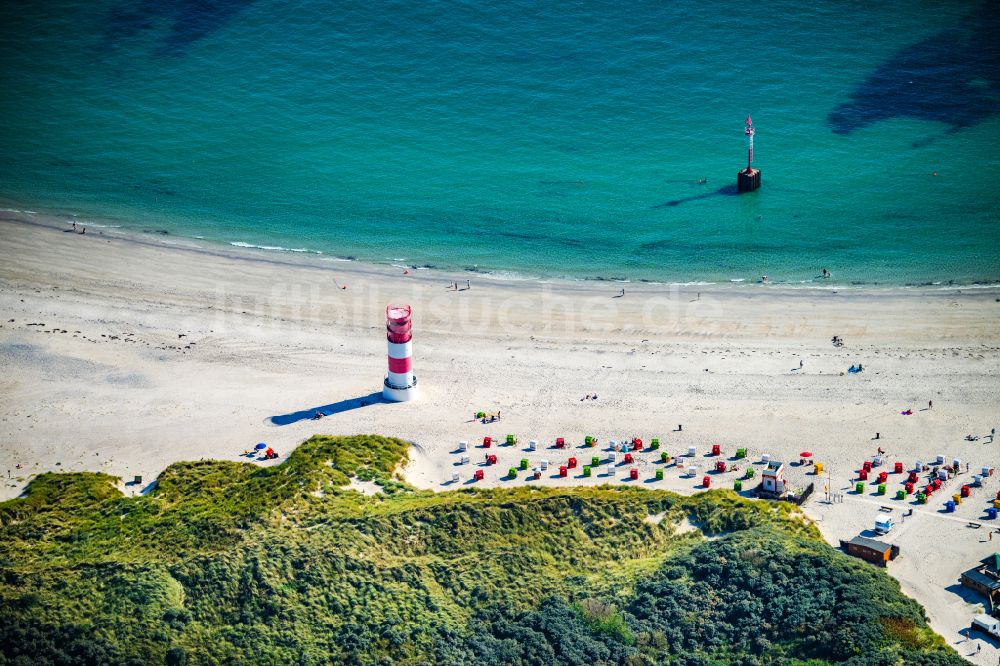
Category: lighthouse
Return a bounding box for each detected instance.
[383,304,418,402]
[737,115,761,193]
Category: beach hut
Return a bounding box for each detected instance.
[632,438,642,450]
[734,479,742,491]
[568,457,577,469]
[474,469,484,481]
[855,482,865,494]
[606,464,615,476]
[894,461,903,474]
[559,465,568,478]
[877,483,886,495]
[987,508,998,520]
[660,452,670,463]
[687,465,698,477]
[841,536,897,567]
[932,478,942,490]
[745,467,755,479]
[630,468,639,481]
[935,454,945,465]
[687,446,697,457]
[608,439,618,450]
[592,456,600,467]
[915,459,923,472]
[460,455,470,465]
[650,438,660,450]
[508,468,518,479]
[905,482,914,494]
[459,440,468,451]
[945,500,956,513]
[762,462,786,494]
[506,434,517,446]
[609,452,617,464]
[924,484,934,496]
[917,492,926,504]
[583,466,591,477]
[555,437,566,448]
[973,474,983,487]
[702,475,711,488]
[961,485,971,498]
[520,458,529,470]
[624,453,634,464]
[862,461,872,472]
[483,436,492,448]
[908,471,918,484]
[711,444,721,456]
[715,461,726,473]
[451,472,460,483]
[736,448,747,459]
[895,489,905,500]
[533,468,541,480]
[877,471,888,484]
[814,462,824,474]
[937,469,948,481]
[585,435,596,447]
[953,493,961,505]
[528,439,537,451]
[541,459,549,470]
[761,453,771,464]
[487,454,497,465]
[953,458,961,471]
[858,469,868,481]
[983,466,992,477]
[872,455,883,467]
[656,469,664,480]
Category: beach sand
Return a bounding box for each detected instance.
[1,211,999,662]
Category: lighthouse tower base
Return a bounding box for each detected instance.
[737,167,761,193]
[383,377,418,402]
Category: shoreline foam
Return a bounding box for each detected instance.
[3,197,999,292]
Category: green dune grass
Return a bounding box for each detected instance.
[0,435,963,665]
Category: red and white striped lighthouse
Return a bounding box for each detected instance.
[383,304,418,401]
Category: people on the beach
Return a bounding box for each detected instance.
[761,275,768,284]
[466,279,470,289]
[799,359,804,369]
[822,268,829,278]
[928,400,932,410]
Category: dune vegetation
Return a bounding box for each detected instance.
[0,435,963,665]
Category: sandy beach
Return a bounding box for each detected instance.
[1,210,999,661]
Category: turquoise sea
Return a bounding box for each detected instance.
[1,0,998,286]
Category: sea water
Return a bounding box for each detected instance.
[1,0,998,286]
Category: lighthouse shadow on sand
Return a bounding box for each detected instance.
[268,392,384,426]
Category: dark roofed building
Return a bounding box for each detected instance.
[840,536,899,567]
[961,552,1000,611]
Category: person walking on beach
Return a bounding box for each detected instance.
[80,226,86,234]
[928,400,932,410]
[72,221,76,231]
[466,279,470,290]
[799,359,804,369]
[620,288,625,296]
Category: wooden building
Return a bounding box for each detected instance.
[960,553,1000,612]
[840,536,899,567]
